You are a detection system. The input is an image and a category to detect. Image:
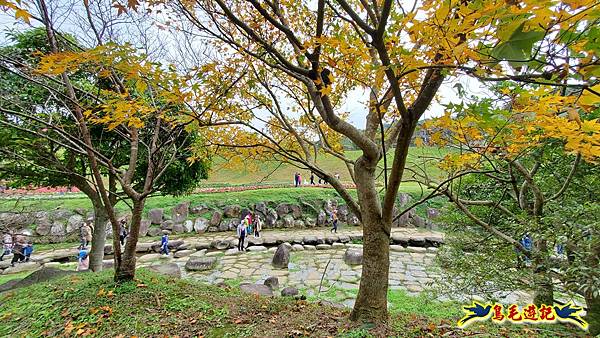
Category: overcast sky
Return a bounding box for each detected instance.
[0,8,488,129]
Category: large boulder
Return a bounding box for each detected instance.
[337,205,349,222]
[147,263,181,278]
[254,202,268,216]
[281,286,299,297]
[35,217,52,236]
[218,220,231,232]
[190,204,209,215]
[139,220,151,237]
[211,239,230,250]
[344,248,363,265]
[172,223,185,234]
[50,222,66,238]
[282,215,295,228]
[272,244,290,269]
[240,283,273,296]
[160,220,174,231]
[147,226,162,237]
[210,211,222,226]
[183,220,193,233]
[148,208,164,225]
[223,205,241,218]
[194,218,209,233]
[293,219,305,228]
[426,208,441,219]
[167,239,185,250]
[317,210,327,226]
[276,204,290,217]
[398,193,412,207]
[185,256,217,271]
[263,276,279,290]
[304,217,316,227]
[289,205,302,218]
[348,215,360,227]
[172,201,190,224]
[265,209,278,228]
[409,215,426,228]
[66,215,84,235]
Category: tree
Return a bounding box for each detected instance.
[415,82,600,333]
[165,0,600,323]
[1,1,210,281]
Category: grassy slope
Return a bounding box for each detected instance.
[205,146,449,185]
[0,183,438,215]
[0,269,583,337]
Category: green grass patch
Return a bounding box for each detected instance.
[0,269,585,337]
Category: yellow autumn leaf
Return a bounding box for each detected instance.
[579,85,600,106]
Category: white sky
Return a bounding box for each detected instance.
[0,8,488,129]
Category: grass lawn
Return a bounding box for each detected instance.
[0,269,584,337]
[205,146,450,185]
[0,183,442,215]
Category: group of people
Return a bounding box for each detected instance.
[76,218,130,270]
[294,172,342,187]
[1,232,34,267]
[236,211,263,251]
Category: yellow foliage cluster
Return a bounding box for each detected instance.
[424,88,600,170]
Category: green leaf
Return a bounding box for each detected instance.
[492,23,545,68]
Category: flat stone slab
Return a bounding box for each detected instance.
[332,242,345,248]
[190,249,207,257]
[304,245,316,250]
[2,262,41,275]
[185,256,217,271]
[316,244,331,250]
[174,250,195,258]
[390,245,405,252]
[247,246,267,252]
[225,248,242,256]
[136,242,155,252]
[138,253,172,263]
[406,247,427,253]
[147,263,181,278]
[292,244,304,251]
[240,283,273,296]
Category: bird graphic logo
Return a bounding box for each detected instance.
[457,301,492,327]
[554,302,588,330]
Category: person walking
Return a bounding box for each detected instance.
[79,221,92,249]
[298,173,302,186]
[0,232,13,261]
[330,210,339,233]
[160,231,170,255]
[237,219,247,251]
[10,237,25,267]
[119,219,129,246]
[254,214,262,238]
[310,172,315,185]
[22,241,33,262]
[294,172,299,187]
[77,247,89,271]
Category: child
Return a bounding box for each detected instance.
[77,248,89,271]
[22,242,33,262]
[160,231,169,255]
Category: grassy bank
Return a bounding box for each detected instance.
[0,183,441,215]
[0,269,582,337]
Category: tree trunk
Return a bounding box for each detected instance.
[585,293,600,335]
[532,239,554,305]
[89,205,108,272]
[115,199,145,282]
[350,156,389,323]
